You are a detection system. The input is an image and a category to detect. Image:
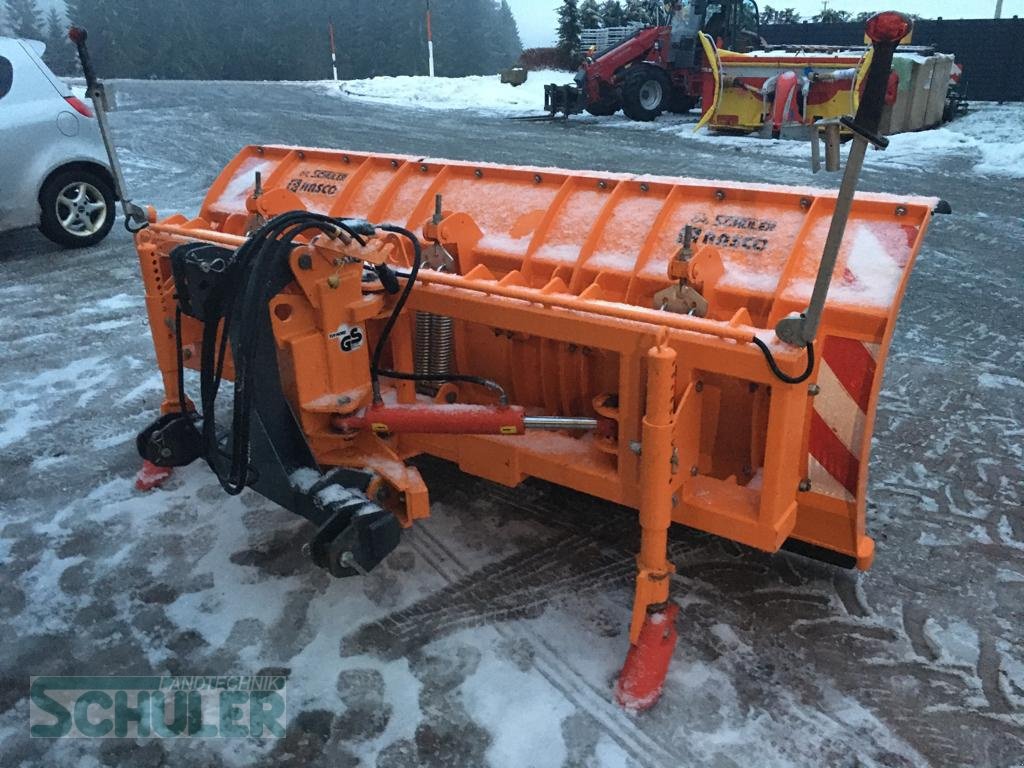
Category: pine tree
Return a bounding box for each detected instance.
[622,0,653,25]
[4,0,42,39]
[556,0,581,61]
[496,0,523,65]
[435,0,489,76]
[600,0,624,28]
[65,0,118,74]
[580,0,602,29]
[57,0,526,80]
[42,7,76,75]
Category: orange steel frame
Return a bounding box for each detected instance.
[133,146,934,652]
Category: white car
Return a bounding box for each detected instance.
[0,36,116,247]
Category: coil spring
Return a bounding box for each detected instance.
[414,311,453,394]
[415,312,433,377]
[429,315,454,376]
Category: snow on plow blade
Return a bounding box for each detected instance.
[134,146,936,705]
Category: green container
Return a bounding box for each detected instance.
[500,67,528,87]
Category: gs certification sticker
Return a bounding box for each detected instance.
[329,324,365,353]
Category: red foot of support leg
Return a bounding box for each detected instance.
[614,603,679,711]
[135,460,173,491]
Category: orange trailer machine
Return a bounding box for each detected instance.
[119,15,939,708]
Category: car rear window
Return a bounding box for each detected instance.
[0,56,12,100]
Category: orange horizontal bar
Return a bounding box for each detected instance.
[144,222,775,351]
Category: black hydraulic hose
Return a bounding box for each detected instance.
[198,213,364,493]
[223,217,352,492]
[385,263,815,389]
[169,211,364,494]
[230,215,365,421]
[752,336,815,385]
[206,217,302,492]
[184,212,513,491]
[369,224,423,402]
[368,226,509,405]
[382,257,814,390]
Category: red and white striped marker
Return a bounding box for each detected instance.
[807,335,879,501]
[328,19,338,81]
[949,62,962,87]
[426,0,435,77]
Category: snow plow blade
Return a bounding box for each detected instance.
[699,33,875,137]
[132,145,937,707]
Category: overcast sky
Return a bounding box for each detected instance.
[507,0,1022,47]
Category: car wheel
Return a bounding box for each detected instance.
[38,168,115,248]
[621,65,670,122]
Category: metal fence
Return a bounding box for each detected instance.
[761,18,1024,102]
[580,24,644,54]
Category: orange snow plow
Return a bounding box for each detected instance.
[122,14,939,708]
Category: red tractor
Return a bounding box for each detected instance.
[546,0,763,121]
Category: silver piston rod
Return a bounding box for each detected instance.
[523,416,599,431]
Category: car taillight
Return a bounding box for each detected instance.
[65,96,93,117]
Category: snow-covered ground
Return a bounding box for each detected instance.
[0,79,1022,767]
[314,72,1024,180]
[317,69,570,116]
[880,103,1024,179]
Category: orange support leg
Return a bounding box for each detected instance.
[135,460,173,491]
[615,341,679,710]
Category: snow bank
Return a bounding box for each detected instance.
[315,71,1024,179]
[885,103,1024,179]
[312,69,572,117]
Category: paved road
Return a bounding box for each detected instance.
[1,81,1021,767]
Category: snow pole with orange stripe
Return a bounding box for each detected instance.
[426,0,435,77]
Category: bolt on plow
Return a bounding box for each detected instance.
[75,15,947,708]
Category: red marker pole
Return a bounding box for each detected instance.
[426,0,435,77]
[328,19,338,81]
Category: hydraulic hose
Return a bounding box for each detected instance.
[369,225,423,402]
[368,225,509,405]
[752,336,815,385]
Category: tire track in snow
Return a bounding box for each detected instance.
[344,531,631,658]
[408,521,677,768]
